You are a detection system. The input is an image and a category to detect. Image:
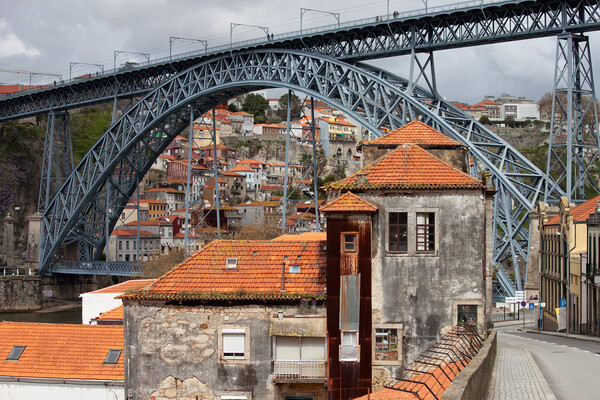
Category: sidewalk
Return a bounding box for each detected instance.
[524,328,600,343]
[486,334,556,400]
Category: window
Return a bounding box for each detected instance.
[226,258,238,269]
[457,305,478,327]
[389,212,407,252]
[104,349,122,364]
[340,331,358,361]
[375,328,398,361]
[222,329,246,359]
[118,240,122,250]
[133,240,136,250]
[289,265,300,273]
[416,212,435,252]
[7,345,25,360]
[342,233,357,253]
[126,240,130,250]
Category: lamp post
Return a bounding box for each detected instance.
[300,8,340,34]
[169,37,208,60]
[113,50,150,70]
[69,62,104,81]
[230,23,269,48]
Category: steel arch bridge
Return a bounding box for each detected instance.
[37,49,564,283]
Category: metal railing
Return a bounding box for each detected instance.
[273,360,326,380]
[491,306,520,322]
[50,261,141,276]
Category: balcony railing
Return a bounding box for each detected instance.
[273,360,326,381]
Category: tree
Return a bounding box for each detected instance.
[227,103,238,113]
[277,93,303,120]
[242,93,269,124]
[139,249,186,278]
[479,115,491,125]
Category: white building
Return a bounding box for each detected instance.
[501,103,540,120]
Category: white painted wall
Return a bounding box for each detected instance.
[80,292,123,325]
[0,381,124,400]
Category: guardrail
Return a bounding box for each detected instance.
[273,360,326,380]
[49,261,142,276]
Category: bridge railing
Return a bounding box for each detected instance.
[49,261,142,276]
[2,0,516,96]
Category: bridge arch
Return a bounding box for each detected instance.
[39,49,562,289]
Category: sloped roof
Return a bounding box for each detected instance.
[121,236,327,302]
[320,191,379,213]
[545,194,600,225]
[0,322,123,381]
[326,144,482,191]
[362,120,461,148]
[231,165,254,173]
[87,279,156,294]
[92,306,124,323]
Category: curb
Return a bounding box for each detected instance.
[525,329,600,344]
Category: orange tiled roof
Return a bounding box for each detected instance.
[231,165,254,172]
[88,279,157,294]
[146,188,184,194]
[0,322,123,381]
[326,144,481,191]
[362,120,461,147]
[545,194,600,225]
[112,229,156,237]
[321,191,379,213]
[272,232,327,242]
[93,305,123,322]
[121,237,327,302]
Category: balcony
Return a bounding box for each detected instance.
[273,360,326,382]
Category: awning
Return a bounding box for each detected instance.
[270,316,326,337]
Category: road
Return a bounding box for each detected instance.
[495,325,600,400]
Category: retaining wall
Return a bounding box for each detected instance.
[0,275,41,311]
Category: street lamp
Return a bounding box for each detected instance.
[169,36,208,60]
[300,8,340,34]
[69,62,104,80]
[230,23,269,48]
[113,50,150,70]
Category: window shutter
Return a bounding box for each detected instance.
[222,332,245,356]
[275,336,300,360]
[301,337,325,361]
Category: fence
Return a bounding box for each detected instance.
[273,360,326,380]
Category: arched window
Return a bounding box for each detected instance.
[336,148,342,158]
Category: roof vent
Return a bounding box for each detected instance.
[356,172,368,185]
[104,349,122,364]
[226,258,238,269]
[6,345,25,361]
[252,251,258,256]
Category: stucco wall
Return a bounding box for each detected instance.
[124,301,326,400]
[364,189,491,370]
[0,275,40,311]
[0,380,124,400]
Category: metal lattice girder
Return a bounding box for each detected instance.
[38,111,74,212]
[38,49,563,276]
[546,33,600,204]
[2,1,600,122]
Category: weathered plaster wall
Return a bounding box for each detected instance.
[0,275,40,311]
[365,189,491,369]
[124,301,325,400]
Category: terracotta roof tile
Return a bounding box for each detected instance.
[0,322,123,381]
[93,306,123,322]
[321,192,379,213]
[363,120,461,148]
[326,144,481,191]
[545,194,600,225]
[122,236,326,302]
[88,279,156,294]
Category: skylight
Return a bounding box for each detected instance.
[289,265,300,273]
[226,258,238,269]
[7,345,25,360]
[104,349,122,364]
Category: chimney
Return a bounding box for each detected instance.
[356,172,368,186]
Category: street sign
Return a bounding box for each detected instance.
[560,298,566,308]
[505,297,517,303]
[516,291,526,301]
[521,301,527,308]
[529,303,534,310]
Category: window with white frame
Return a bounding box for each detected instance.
[221,328,246,359]
[274,336,325,361]
[340,331,359,361]
[416,212,435,252]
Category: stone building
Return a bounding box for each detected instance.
[585,202,600,336]
[122,233,328,400]
[322,141,494,399]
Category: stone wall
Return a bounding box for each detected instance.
[0,275,41,311]
[441,330,497,400]
[124,300,326,400]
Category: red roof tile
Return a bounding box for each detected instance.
[545,194,600,225]
[88,279,156,294]
[122,236,327,302]
[0,322,123,381]
[321,192,379,213]
[92,306,123,322]
[362,120,461,147]
[326,144,482,191]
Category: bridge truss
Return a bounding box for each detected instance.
[34,50,564,287]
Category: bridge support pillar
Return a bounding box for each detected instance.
[38,111,74,212]
[546,33,600,204]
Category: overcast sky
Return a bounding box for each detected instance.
[1,0,599,104]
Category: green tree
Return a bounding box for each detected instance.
[479,115,491,125]
[242,93,269,124]
[277,93,303,120]
[227,103,238,113]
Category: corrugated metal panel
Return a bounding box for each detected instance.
[340,274,360,331]
[341,252,358,275]
[270,317,327,337]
